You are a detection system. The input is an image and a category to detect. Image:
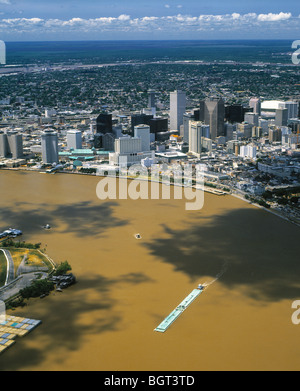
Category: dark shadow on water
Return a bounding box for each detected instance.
[0,200,128,238]
[143,207,300,303]
[0,272,152,370]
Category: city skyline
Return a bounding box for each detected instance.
[0,0,300,40]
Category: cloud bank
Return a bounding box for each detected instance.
[0,12,297,38]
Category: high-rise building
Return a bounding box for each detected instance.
[96,113,113,134]
[182,113,194,144]
[225,104,245,123]
[244,112,259,127]
[279,101,299,119]
[0,131,9,157]
[149,117,168,134]
[188,121,210,157]
[249,98,261,115]
[131,113,153,133]
[134,124,150,152]
[170,90,186,131]
[148,90,156,109]
[203,97,225,140]
[0,131,23,158]
[275,108,288,127]
[67,130,82,150]
[41,130,59,164]
[7,131,23,158]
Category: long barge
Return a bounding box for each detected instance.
[154,285,204,333]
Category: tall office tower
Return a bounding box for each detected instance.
[148,90,156,109]
[0,131,23,158]
[244,112,259,127]
[225,104,244,124]
[183,113,194,144]
[149,117,168,134]
[169,90,186,131]
[199,100,205,122]
[134,124,150,151]
[41,129,59,164]
[204,97,225,140]
[249,98,261,115]
[275,108,288,127]
[7,131,23,158]
[279,101,299,119]
[224,123,234,141]
[131,113,153,133]
[96,113,113,134]
[0,131,9,157]
[188,121,210,157]
[193,108,200,121]
[67,130,82,150]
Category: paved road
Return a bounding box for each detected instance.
[1,249,14,285]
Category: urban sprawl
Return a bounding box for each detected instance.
[0,61,300,224]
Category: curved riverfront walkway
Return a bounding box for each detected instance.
[0,249,14,285]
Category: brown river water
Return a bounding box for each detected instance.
[0,170,299,371]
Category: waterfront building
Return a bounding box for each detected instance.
[41,129,59,164]
[67,130,82,150]
[110,136,154,166]
[0,131,23,159]
[170,90,186,131]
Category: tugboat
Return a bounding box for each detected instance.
[197,284,204,290]
[135,233,141,239]
[43,224,51,230]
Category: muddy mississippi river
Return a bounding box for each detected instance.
[0,170,299,371]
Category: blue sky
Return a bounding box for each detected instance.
[0,0,300,40]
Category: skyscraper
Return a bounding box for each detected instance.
[41,130,59,164]
[134,124,150,152]
[148,90,156,109]
[96,113,113,134]
[249,98,261,115]
[188,121,210,157]
[67,130,82,150]
[170,90,186,131]
[7,131,23,158]
[275,108,288,127]
[203,97,225,140]
[0,131,23,158]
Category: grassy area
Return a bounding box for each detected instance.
[0,250,7,287]
[2,248,52,275]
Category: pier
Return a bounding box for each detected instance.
[154,287,204,333]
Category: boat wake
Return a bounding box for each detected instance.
[201,261,228,289]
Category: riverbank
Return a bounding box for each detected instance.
[0,169,299,371]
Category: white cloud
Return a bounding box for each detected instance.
[0,0,11,4]
[257,12,291,22]
[118,14,130,21]
[165,4,170,8]
[0,12,297,37]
